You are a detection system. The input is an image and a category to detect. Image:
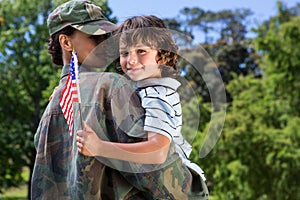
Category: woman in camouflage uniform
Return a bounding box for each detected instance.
[31,1,148,199]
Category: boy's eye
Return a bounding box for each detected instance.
[136,49,147,54]
[120,51,128,56]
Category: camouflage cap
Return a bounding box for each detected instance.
[47,0,117,36]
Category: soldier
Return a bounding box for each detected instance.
[31,0,147,199]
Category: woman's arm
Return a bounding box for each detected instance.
[76,123,170,164]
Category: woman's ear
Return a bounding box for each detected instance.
[59,34,73,52]
[59,34,73,65]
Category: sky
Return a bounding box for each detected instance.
[107,0,299,42]
[108,0,298,22]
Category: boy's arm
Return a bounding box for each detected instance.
[77,124,170,164]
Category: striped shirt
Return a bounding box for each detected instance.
[135,77,193,159]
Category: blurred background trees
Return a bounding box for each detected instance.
[0,0,299,199]
[0,0,54,196]
[0,0,114,197]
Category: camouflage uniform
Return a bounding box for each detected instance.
[31,66,145,199]
[31,65,72,199]
[32,67,208,199]
[68,71,149,200]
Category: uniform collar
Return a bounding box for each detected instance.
[60,64,70,80]
[59,64,101,81]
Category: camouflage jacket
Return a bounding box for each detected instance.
[31,65,209,200]
[31,65,146,199]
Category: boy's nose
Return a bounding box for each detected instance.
[128,53,137,65]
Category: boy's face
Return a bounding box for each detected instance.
[119,42,161,81]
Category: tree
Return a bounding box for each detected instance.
[202,73,300,199]
[189,2,300,199]
[0,0,54,196]
[254,1,300,116]
[168,6,259,105]
[0,0,114,198]
[163,18,194,48]
[214,40,261,84]
[217,9,252,43]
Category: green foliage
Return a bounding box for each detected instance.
[0,0,56,194]
[215,41,261,83]
[200,74,300,199]
[0,0,114,197]
[189,4,300,197]
[178,45,228,106]
[255,16,300,116]
[181,95,210,144]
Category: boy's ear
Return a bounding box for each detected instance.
[59,34,73,51]
[156,55,164,65]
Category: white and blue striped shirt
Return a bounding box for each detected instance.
[135,77,193,159]
[135,77,206,181]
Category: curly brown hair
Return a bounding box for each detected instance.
[113,15,180,78]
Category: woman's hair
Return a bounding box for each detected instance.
[47,26,76,66]
[114,15,180,78]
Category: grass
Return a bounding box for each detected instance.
[1,184,27,200]
[0,168,29,200]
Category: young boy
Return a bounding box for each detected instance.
[77,15,209,199]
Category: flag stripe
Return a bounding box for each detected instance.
[59,52,80,136]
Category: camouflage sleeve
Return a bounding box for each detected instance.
[106,73,147,142]
[77,72,146,142]
[31,86,73,200]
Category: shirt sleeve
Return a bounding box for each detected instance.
[138,86,182,141]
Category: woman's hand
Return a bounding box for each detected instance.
[76,123,102,156]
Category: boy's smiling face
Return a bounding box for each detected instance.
[119,42,162,81]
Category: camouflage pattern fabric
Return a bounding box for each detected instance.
[47,0,117,36]
[116,143,209,200]
[31,66,145,199]
[31,65,209,199]
[31,65,71,199]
